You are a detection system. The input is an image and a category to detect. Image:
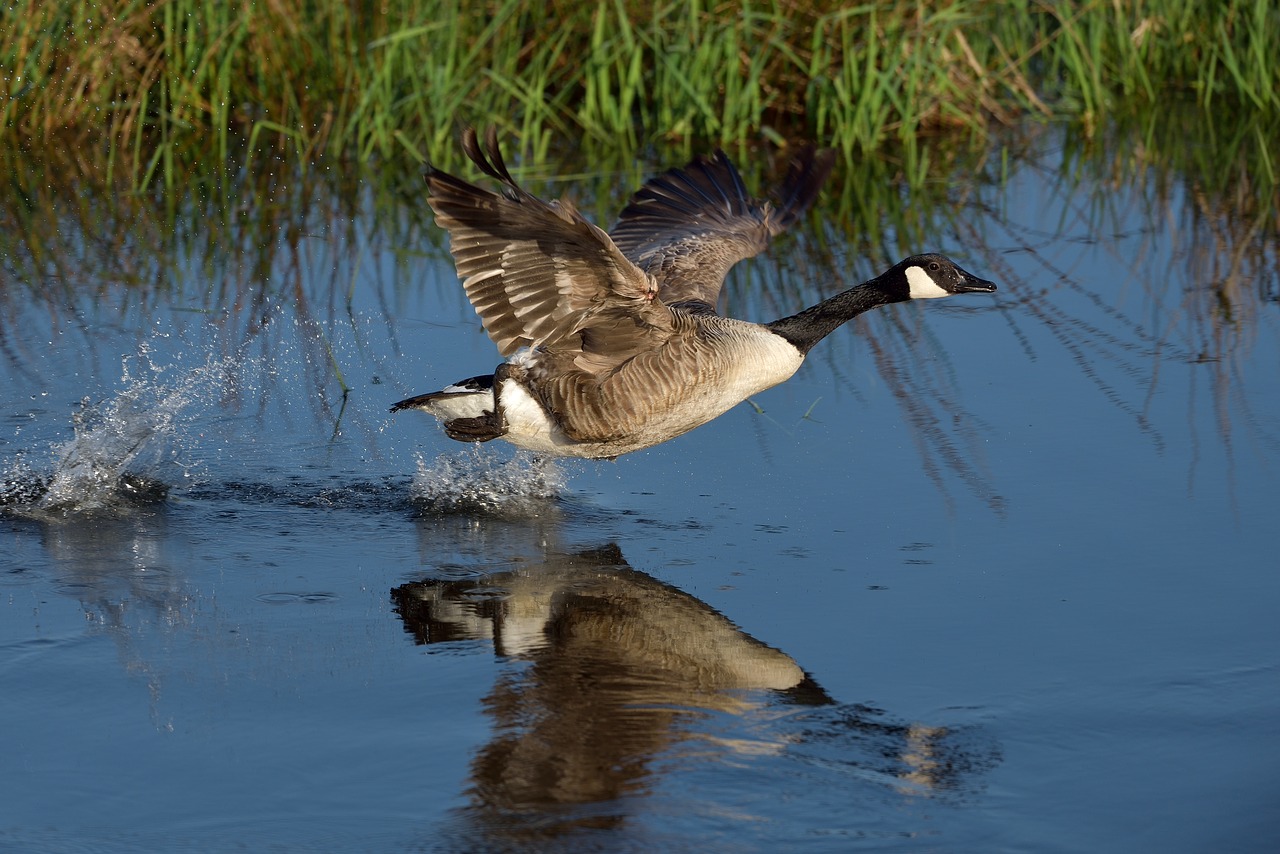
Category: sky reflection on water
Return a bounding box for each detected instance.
[1,131,1277,851]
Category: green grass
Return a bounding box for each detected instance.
[2,0,1277,187]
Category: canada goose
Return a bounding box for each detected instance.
[391,129,996,459]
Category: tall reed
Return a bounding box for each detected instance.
[3,0,1277,188]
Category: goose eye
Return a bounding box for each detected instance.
[928,262,940,271]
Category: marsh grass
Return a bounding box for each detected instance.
[3,0,1277,189]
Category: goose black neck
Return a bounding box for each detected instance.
[766,278,905,354]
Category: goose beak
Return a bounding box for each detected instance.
[956,267,997,293]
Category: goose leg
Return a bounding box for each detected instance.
[443,415,502,442]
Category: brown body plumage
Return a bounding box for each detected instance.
[391,130,995,459]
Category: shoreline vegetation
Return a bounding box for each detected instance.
[2,1,1277,177]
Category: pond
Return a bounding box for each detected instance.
[2,128,1277,852]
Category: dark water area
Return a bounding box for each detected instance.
[2,130,1278,852]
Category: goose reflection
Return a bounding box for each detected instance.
[392,543,997,845]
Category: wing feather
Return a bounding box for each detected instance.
[427,128,672,370]
[609,146,836,310]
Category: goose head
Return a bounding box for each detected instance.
[893,253,997,300]
[764,252,997,355]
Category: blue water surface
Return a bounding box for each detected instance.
[2,135,1277,853]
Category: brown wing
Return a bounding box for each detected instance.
[609,145,836,311]
[427,128,673,373]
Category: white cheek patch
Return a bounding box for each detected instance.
[906,265,951,299]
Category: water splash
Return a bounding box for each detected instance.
[2,348,229,516]
[412,446,567,514]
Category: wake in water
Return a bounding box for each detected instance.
[412,446,567,514]
[1,347,229,516]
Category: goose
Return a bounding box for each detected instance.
[391,128,996,460]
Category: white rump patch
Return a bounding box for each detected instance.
[426,389,493,420]
[906,265,950,299]
[499,381,558,434]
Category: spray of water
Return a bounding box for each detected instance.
[2,347,230,516]
[412,446,567,514]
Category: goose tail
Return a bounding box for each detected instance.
[390,374,496,420]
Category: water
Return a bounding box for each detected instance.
[2,134,1278,852]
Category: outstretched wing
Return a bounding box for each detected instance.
[609,145,836,311]
[428,128,673,372]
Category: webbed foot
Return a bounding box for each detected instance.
[444,413,504,442]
